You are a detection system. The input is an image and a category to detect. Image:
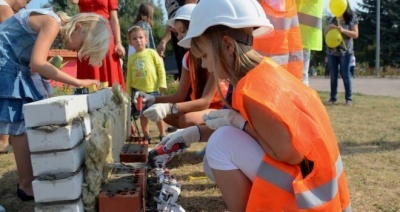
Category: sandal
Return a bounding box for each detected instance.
[17,184,34,201]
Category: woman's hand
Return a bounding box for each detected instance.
[115,42,125,58]
[157,42,166,57]
[78,79,100,88]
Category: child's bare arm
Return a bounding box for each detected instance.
[69,0,79,5]
[29,15,97,87]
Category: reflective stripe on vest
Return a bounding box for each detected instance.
[258,155,346,210]
[253,0,304,80]
[298,12,322,29]
[268,50,303,65]
[265,15,299,31]
[297,0,324,50]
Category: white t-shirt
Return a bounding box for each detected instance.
[0,0,10,6]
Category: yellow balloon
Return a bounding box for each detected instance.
[325,29,342,48]
[329,0,347,17]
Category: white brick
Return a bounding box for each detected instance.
[27,117,90,152]
[33,167,84,203]
[35,198,84,212]
[23,95,88,128]
[82,115,92,136]
[87,88,112,112]
[31,140,87,176]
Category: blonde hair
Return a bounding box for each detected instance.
[127,25,147,41]
[191,25,263,108]
[58,12,110,66]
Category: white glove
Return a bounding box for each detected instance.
[203,109,247,130]
[157,126,201,151]
[143,103,171,122]
[133,91,156,107]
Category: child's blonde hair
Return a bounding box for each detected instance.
[127,25,147,41]
[58,12,110,66]
[133,3,154,27]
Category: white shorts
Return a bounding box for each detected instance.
[203,126,264,182]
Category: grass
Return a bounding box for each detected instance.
[1,91,400,211]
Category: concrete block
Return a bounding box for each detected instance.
[24,95,88,128]
[27,117,90,152]
[35,198,84,212]
[87,88,112,112]
[33,167,84,203]
[31,140,87,176]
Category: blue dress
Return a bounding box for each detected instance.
[0,8,60,135]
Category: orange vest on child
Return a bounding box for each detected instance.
[232,57,351,211]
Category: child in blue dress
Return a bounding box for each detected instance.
[0,8,109,201]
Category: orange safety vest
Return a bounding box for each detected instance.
[253,0,304,80]
[232,57,351,211]
[185,52,228,109]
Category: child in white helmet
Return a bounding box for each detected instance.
[155,0,352,211]
[135,4,228,132]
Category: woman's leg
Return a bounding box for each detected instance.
[156,120,166,138]
[10,134,34,196]
[0,134,10,152]
[327,54,340,102]
[140,116,150,138]
[205,126,264,211]
[340,53,353,102]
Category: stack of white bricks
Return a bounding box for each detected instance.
[23,88,114,212]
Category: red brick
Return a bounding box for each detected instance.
[99,166,147,212]
[120,143,148,163]
[127,136,150,145]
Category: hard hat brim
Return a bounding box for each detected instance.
[178,21,273,48]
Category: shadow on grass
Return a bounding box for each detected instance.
[0,169,35,212]
[167,150,204,168]
[339,140,400,155]
[179,195,226,211]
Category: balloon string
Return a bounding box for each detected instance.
[337,19,348,51]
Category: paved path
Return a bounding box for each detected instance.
[309,77,400,98]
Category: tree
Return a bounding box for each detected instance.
[45,0,79,15]
[357,0,400,67]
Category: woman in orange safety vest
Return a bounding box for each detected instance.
[156,0,352,211]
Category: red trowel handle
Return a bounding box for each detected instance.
[136,95,144,111]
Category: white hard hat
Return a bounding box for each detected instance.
[166,4,196,28]
[178,0,273,48]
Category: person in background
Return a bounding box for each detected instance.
[155,0,351,210]
[70,0,126,90]
[157,0,198,81]
[253,0,304,80]
[136,4,228,130]
[296,0,325,86]
[126,26,167,141]
[128,2,156,57]
[0,9,107,201]
[325,0,358,106]
[0,0,31,155]
[350,54,356,78]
